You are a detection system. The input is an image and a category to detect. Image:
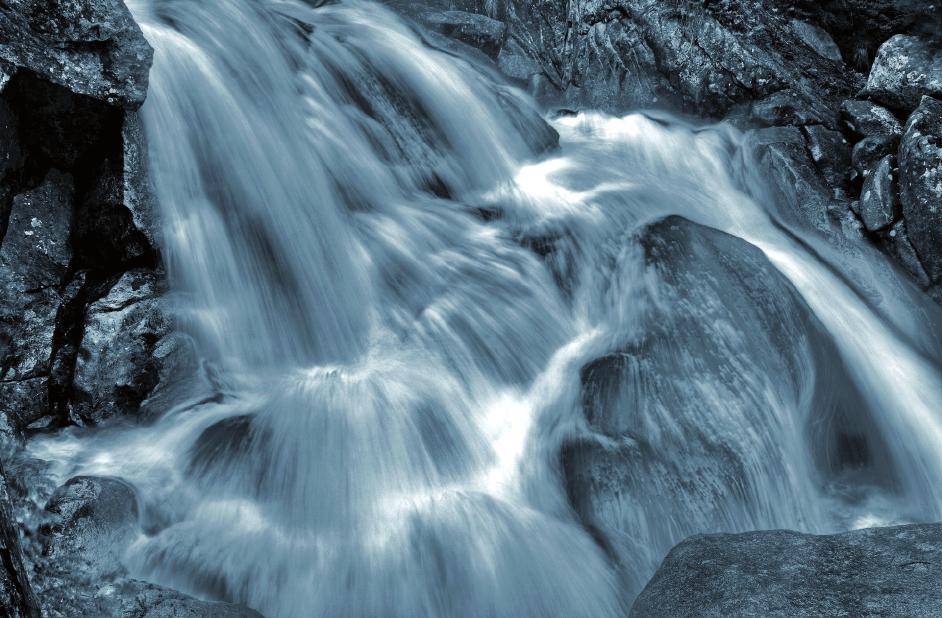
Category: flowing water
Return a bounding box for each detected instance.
[28,0,942,616]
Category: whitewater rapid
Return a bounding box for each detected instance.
[29,1,942,616]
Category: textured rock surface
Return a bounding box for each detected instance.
[631,524,942,617]
[899,96,942,282]
[862,35,942,112]
[0,0,152,107]
[857,155,898,232]
[0,466,40,617]
[114,580,265,618]
[417,10,506,59]
[840,99,902,137]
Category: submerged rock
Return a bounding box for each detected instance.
[899,96,942,282]
[862,35,942,113]
[0,0,153,107]
[631,524,942,617]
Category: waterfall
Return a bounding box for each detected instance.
[29,0,942,616]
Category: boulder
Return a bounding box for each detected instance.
[563,216,874,601]
[840,99,902,137]
[851,134,897,178]
[788,19,842,62]
[71,269,200,425]
[417,10,506,59]
[0,171,74,429]
[855,155,898,231]
[0,0,153,108]
[898,96,942,282]
[113,580,265,618]
[862,35,942,112]
[879,220,931,287]
[631,524,942,617]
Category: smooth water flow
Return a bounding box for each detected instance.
[30,0,942,615]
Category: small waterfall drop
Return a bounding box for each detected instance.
[29,0,942,615]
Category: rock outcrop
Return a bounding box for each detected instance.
[631,523,942,617]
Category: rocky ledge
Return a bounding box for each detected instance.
[631,524,942,617]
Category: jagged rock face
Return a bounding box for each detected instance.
[631,524,942,617]
[71,269,200,425]
[0,0,152,107]
[862,35,942,113]
[840,99,902,138]
[899,96,942,284]
[0,465,40,617]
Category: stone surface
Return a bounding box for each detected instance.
[856,155,898,231]
[0,465,40,617]
[899,96,942,282]
[114,580,265,618]
[840,99,902,137]
[563,216,867,601]
[71,269,199,425]
[0,172,74,429]
[788,19,841,62]
[0,0,153,107]
[862,35,942,112]
[631,524,942,617]
[417,10,506,59]
[851,134,897,178]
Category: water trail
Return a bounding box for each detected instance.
[27,0,942,615]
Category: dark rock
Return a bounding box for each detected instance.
[0,0,153,108]
[878,220,931,287]
[631,524,942,617]
[121,111,160,251]
[855,155,898,231]
[788,19,841,62]
[898,96,942,282]
[840,99,902,137]
[564,216,872,601]
[802,124,851,191]
[748,126,831,231]
[71,269,200,425]
[113,580,265,618]
[861,35,942,112]
[851,134,898,178]
[0,172,74,429]
[418,10,506,59]
[0,465,40,617]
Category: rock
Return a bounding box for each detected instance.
[898,96,942,282]
[0,0,153,108]
[563,216,871,601]
[802,125,851,191]
[851,134,898,178]
[840,99,903,137]
[418,10,506,59]
[71,269,200,425]
[748,126,831,231]
[855,155,898,231]
[496,36,542,82]
[122,111,160,252]
[862,35,942,112]
[0,172,74,429]
[0,465,40,617]
[788,19,842,62]
[631,523,942,617]
[113,580,265,618]
[42,476,139,580]
[879,220,931,287]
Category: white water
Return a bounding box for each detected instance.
[29,0,942,616]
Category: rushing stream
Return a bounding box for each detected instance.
[28,0,942,616]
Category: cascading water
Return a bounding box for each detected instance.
[28,0,942,616]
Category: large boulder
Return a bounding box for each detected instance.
[898,96,942,282]
[862,35,942,113]
[0,0,152,107]
[562,216,876,601]
[631,523,942,617]
[415,10,506,59]
[71,269,200,425]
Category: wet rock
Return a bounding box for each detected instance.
[840,99,902,137]
[631,524,942,617]
[855,155,898,231]
[749,126,831,231]
[563,216,868,601]
[121,111,160,252]
[851,134,898,178]
[788,19,841,62]
[862,35,942,112]
[0,465,40,617]
[71,269,200,425]
[496,36,542,82]
[0,172,74,429]
[114,580,265,618]
[898,96,942,282]
[802,125,851,191]
[418,10,506,59]
[0,0,153,108]
[878,220,931,287]
[42,476,138,581]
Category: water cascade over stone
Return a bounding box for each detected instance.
[29,0,942,616]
